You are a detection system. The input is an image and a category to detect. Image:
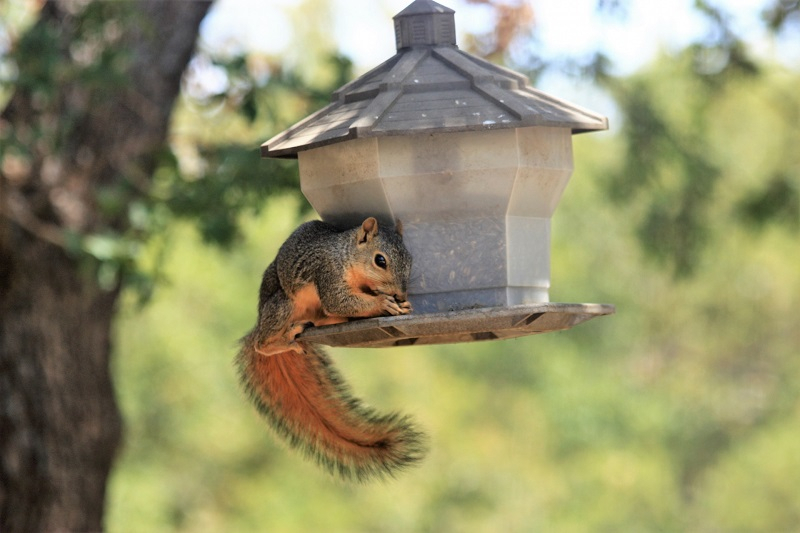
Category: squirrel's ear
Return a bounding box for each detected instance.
[357,217,378,244]
[395,219,404,238]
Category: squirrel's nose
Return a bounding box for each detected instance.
[394,293,407,303]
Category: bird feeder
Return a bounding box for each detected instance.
[262,0,614,347]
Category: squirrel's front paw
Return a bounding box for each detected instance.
[399,299,413,313]
[379,294,413,316]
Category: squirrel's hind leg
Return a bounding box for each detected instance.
[249,283,303,355]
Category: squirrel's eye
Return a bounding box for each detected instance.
[374,254,387,269]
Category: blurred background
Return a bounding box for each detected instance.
[2,0,799,531]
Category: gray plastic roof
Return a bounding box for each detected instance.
[262,0,608,159]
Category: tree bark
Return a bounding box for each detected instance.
[0,2,212,531]
[0,235,122,532]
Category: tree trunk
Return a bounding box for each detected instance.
[0,2,212,530]
[0,235,122,532]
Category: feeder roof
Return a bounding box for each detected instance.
[262,0,608,159]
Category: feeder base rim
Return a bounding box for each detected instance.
[296,302,615,348]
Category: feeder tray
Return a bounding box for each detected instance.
[297,303,615,348]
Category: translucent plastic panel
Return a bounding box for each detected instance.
[516,126,573,169]
[401,216,508,295]
[380,168,517,218]
[301,180,394,229]
[377,129,518,177]
[506,215,550,295]
[507,167,573,217]
[298,138,380,187]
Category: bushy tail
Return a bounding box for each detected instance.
[236,341,426,481]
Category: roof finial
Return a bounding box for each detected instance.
[393,0,457,51]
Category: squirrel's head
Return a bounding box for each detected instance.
[355,217,412,301]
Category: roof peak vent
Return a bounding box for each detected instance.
[393,0,457,51]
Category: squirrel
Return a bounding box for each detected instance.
[236,216,426,481]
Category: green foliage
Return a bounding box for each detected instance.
[761,0,800,31]
[1,2,135,146]
[157,146,304,247]
[2,1,349,300]
[119,48,350,291]
[602,50,800,276]
[1,2,149,294]
[159,50,353,249]
[737,172,800,230]
[604,67,720,276]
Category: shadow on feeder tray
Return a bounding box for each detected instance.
[297,302,616,348]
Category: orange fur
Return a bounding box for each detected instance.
[344,265,377,296]
[241,342,424,479]
[290,284,325,323]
